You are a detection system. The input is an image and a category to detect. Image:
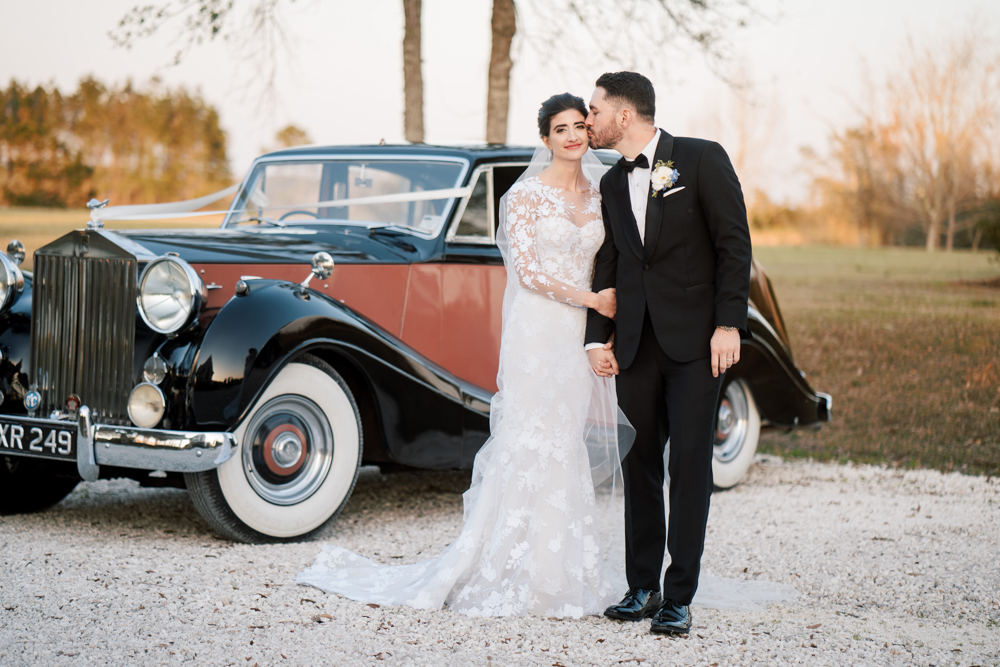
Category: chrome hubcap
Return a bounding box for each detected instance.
[714,381,749,463]
[242,395,334,506]
[271,432,304,468]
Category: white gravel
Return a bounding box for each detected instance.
[1,456,998,667]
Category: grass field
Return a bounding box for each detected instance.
[754,245,1000,477]
[0,207,222,270]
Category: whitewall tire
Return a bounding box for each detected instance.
[712,378,761,490]
[186,354,362,542]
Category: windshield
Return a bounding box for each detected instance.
[225,158,466,234]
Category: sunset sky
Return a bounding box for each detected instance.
[3,0,998,202]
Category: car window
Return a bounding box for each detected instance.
[453,171,489,239]
[492,165,528,235]
[227,159,465,234]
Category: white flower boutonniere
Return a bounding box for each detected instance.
[650,160,680,197]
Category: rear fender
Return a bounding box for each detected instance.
[728,306,828,428]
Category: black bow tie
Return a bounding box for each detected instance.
[619,154,649,173]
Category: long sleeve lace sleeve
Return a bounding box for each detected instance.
[504,188,590,307]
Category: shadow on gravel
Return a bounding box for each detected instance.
[42,480,213,540]
[30,467,475,544]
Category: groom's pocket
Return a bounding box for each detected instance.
[661,187,694,209]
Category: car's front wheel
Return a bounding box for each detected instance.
[185,354,363,543]
[712,378,761,490]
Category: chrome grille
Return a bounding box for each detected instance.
[31,233,137,425]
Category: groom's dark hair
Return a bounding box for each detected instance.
[595,72,655,124]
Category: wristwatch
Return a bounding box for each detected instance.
[716,326,738,332]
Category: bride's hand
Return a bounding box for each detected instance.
[594,288,616,320]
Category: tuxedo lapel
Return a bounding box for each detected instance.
[614,165,644,260]
[643,129,674,261]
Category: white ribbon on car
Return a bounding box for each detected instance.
[93,184,474,222]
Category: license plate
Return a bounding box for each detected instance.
[0,416,76,462]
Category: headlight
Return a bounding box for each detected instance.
[137,255,205,334]
[127,382,165,428]
[0,251,25,313]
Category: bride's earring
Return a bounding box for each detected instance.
[549,149,553,160]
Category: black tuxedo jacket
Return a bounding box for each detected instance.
[585,130,752,368]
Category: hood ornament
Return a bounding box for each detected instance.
[86,198,110,229]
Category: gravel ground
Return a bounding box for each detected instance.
[1,456,998,667]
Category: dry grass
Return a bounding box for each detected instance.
[754,245,1000,477]
[0,207,223,271]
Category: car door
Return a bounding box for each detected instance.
[438,163,528,394]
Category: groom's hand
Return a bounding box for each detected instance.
[711,327,742,378]
[588,342,619,377]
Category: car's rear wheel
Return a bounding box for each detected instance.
[185,354,362,543]
[0,457,79,514]
[712,378,761,490]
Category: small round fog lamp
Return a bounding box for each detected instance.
[128,383,165,428]
[143,354,168,385]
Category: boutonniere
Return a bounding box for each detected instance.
[650,160,680,197]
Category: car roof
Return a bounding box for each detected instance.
[260,143,620,165]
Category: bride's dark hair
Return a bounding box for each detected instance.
[537,93,588,137]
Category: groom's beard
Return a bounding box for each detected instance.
[588,124,623,151]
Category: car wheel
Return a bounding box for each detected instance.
[712,378,761,490]
[0,457,79,514]
[185,354,362,543]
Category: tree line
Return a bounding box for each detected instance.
[0,77,230,208]
[808,29,1000,251]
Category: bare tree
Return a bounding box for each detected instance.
[113,1,759,147]
[814,28,1000,250]
[110,0,427,142]
[402,0,424,142]
[692,64,782,207]
[487,0,517,144]
[883,32,1000,250]
[110,0,293,108]
[484,0,760,144]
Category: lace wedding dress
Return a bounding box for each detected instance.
[297,175,632,618]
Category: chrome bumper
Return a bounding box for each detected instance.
[76,406,237,481]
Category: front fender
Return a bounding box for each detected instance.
[188,280,492,468]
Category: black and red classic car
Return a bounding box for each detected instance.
[0,144,830,542]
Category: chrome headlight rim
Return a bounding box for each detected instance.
[137,255,205,335]
[0,251,25,313]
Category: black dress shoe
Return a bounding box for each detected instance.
[604,588,663,621]
[650,599,692,635]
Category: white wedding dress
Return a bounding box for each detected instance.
[297,175,632,618]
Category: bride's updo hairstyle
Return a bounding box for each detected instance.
[537,93,588,137]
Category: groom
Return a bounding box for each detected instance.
[584,72,752,634]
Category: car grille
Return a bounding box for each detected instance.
[31,232,137,425]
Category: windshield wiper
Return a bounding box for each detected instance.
[247,216,287,227]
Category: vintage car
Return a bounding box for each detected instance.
[0,144,831,543]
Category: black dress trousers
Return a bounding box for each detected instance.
[615,310,724,605]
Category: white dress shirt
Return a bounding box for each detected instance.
[627,130,662,245]
[585,130,662,351]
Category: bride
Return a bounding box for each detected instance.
[296,92,632,618]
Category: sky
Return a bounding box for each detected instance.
[2,0,998,203]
